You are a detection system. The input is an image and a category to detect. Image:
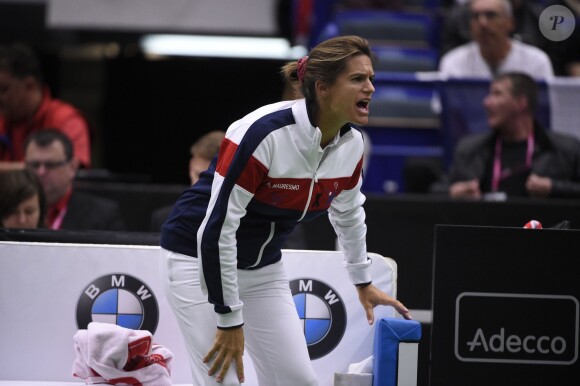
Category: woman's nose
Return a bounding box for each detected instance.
[17,212,28,225]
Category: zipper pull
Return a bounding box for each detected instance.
[314,171,318,183]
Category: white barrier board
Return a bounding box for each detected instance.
[0,242,397,385]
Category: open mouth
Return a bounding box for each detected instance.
[356,100,370,113]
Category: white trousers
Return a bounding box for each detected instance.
[159,248,318,386]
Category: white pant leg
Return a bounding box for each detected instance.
[239,261,318,386]
[160,249,318,386]
[159,248,241,386]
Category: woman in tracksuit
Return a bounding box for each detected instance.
[159,35,412,386]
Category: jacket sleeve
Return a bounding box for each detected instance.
[197,134,270,328]
[549,136,580,198]
[551,179,580,197]
[59,114,92,168]
[328,156,372,286]
[430,135,490,195]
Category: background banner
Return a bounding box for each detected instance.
[0,242,397,386]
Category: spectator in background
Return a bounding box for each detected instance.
[24,129,124,230]
[431,72,580,198]
[0,168,46,229]
[0,43,91,171]
[439,0,554,79]
[440,0,548,56]
[150,130,226,231]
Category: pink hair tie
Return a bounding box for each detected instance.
[297,55,309,83]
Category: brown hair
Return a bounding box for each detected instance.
[0,43,44,83]
[24,128,75,161]
[494,72,538,113]
[0,169,47,227]
[281,35,375,102]
[191,130,226,160]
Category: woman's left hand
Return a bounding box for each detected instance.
[356,284,412,324]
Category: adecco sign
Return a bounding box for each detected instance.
[455,292,579,365]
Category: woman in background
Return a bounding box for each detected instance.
[0,168,46,228]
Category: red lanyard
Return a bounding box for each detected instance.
[491,132,534,192]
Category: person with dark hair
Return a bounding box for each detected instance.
[159,35,411,385]
[432,72,580,198]
[0,43,91,170]
[0,168,46,228]
[150,130,226,231]
[24,128,124,230]
[439,0,553,79]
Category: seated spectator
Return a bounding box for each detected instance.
[0,43,91,171]
[439,0,554,79]
[150,130,226,231]
[431,72,580,198]
[0,168,46,228]
[440,0,548,56]
[24,129,124,230]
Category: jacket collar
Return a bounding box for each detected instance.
[292,99,355,149]
[488,120,553,151]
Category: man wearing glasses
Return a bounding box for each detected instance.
[0,44,91,171]
[24,129,124,230]
[439,0,554,79]
[432,72,580,199]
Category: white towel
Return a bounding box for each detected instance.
[72,322,173,386]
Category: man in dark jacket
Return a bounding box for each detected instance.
[24,129,124,230]
[433,72,580,199]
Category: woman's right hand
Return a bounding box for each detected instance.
[203,326,245,384]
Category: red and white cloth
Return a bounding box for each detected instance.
[72,322,173,386]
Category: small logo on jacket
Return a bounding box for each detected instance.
[290,278,346,359]
[267,182,300,190]
[76,273,159,333]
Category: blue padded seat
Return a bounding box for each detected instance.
[316,10,438,49]
[373,46,438,73]
[373,318,422,386]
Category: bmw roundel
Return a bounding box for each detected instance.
[290,278,347,359]
[76,273,159,333]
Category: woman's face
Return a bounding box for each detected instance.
[2,194,41,229]
[322,54,375,127]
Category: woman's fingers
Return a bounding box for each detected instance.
[204,327,245,383]
[235,354,245,383]
[216,351,232,383]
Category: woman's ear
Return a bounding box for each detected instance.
[515,94,528,112]
[315,80,329,98]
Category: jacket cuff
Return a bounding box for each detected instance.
[217,308,244,329]
[346,257,372,285]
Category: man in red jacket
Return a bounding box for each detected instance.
[0,44,91,171]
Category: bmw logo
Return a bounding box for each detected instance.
[290,278,347,359]
[76,273,159,333]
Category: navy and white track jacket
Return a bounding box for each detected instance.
[160,99,372,328]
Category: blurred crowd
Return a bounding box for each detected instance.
[2,0,580,233]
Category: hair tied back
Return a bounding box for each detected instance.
[297,56,309,83]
